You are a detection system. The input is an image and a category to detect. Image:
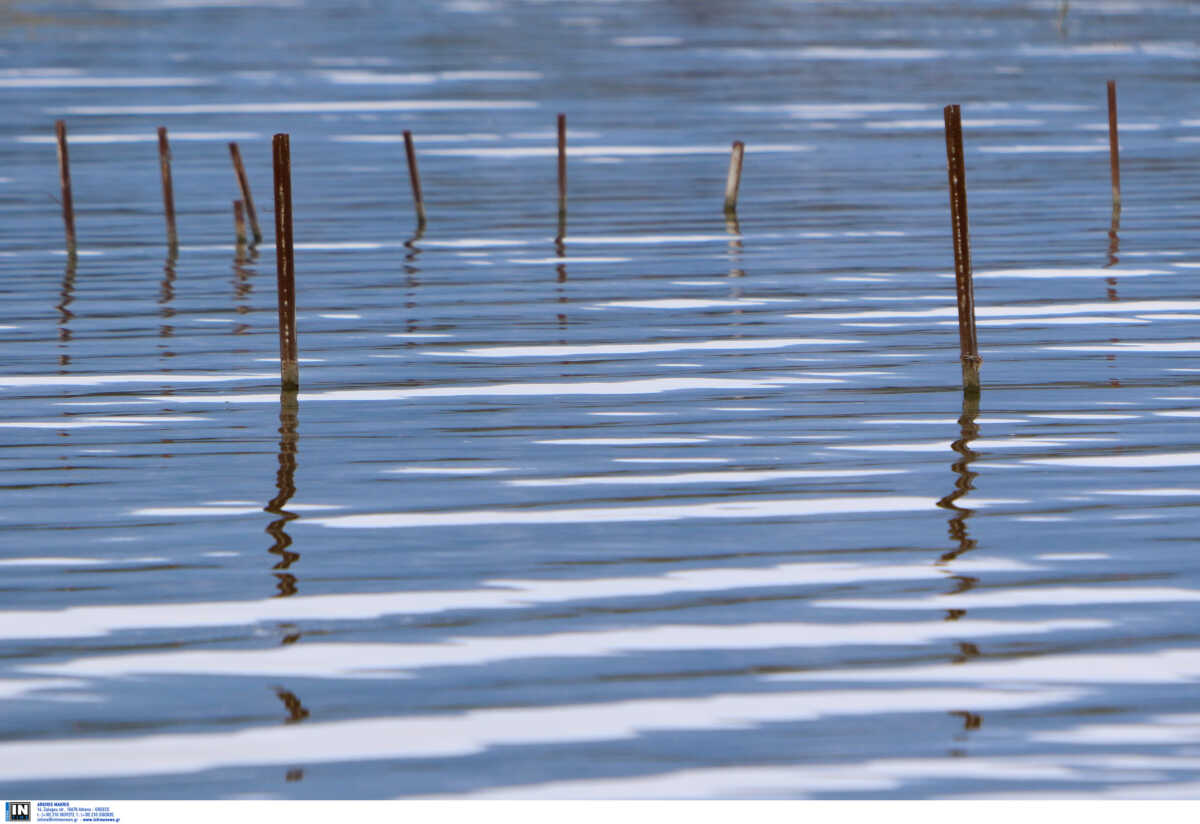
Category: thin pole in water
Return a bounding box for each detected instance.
[234,199,247,246]
[557,113,567,229]
[229,142,263,244]
[1107,79,1121,214]
[157,127,178,250]
[724,140,745,215]
[55,120,76,255]
[943,104,981,395]
[272,133,298,391]
[402,129,427,230]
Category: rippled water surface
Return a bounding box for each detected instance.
[4,0,1200,800]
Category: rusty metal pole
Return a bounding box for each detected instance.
[55,120,76,255]
[402,129,426,230]
[943,104,981,395]
[157,127,178,250]
[557,113,567,238]
[724,140,745,214]
[1107,79,1121,214]
[272,134,298,391]
[229,141,263,244]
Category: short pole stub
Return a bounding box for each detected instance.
[158,126,179,249]
[230,142,263,244]
[943,104,981,395]
[402,129,427,230]
[55,120,77,255]
[724,140,745,214]
[272,133,298,391]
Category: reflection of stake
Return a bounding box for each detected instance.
[55,120,77,256]
[937,391,980,562]
[1106,206,1120,273]
[951,710,982,730]
[724,140,745,215]
[157,127,178,250]
[943,105,981,395]
[266,389,300,597]
[229,142,263,244]
[272,134,299,391]
[274,688,310,723]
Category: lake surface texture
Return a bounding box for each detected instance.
[3,0,1200,800]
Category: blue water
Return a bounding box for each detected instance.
[3,0,1200,799]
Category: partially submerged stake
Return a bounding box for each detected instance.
[1107,79,1121,213]
[943,104,981,395]
[55,120,76,255]
[557,113,567,225]
[233,199,247,246]
[402,130,427,230]
[724,140,745,214]
[272,134,298,391]
[229,142,263,244]
[157,127,178,249]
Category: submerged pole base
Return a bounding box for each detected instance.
[961,355,982,396]
[280,362,300,392]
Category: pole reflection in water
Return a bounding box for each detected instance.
[233,237,257,336]
[265,390,300,598]
[1105,206,1120,298]
[403,228,422,335]
[725,211,744,303]
[1105,208,1121,386]
[936,391,980,564]
[274,687,310,723]
[158,251,177,364]
[938,393,984,739]
[273,686,309,784]
[555,225,568,330]
[56,255,76,368]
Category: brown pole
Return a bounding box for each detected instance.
[229,142,263,244]
[724,140,745,214]
[557,113,567,223]
[55,120,76,255]
[1107,79,1121,213]
[234,199,247,246]
[402,129,426,229]
[157,127,178,249]
[943,104,981,395]
[272,134,298,391]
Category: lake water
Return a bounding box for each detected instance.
[3,0,1200,800]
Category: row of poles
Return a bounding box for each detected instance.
[51,83,1124,397]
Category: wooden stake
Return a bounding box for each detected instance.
[402,129,427,229]
[272,134,298,391]
[943,105,981,395]
[55,120,76,255]
[229,142,263,244]
[233,199,247,246]
[1107,79,1121,213]
[724,140,745,214]
[157,127,178,249]
[557,113,567,223]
